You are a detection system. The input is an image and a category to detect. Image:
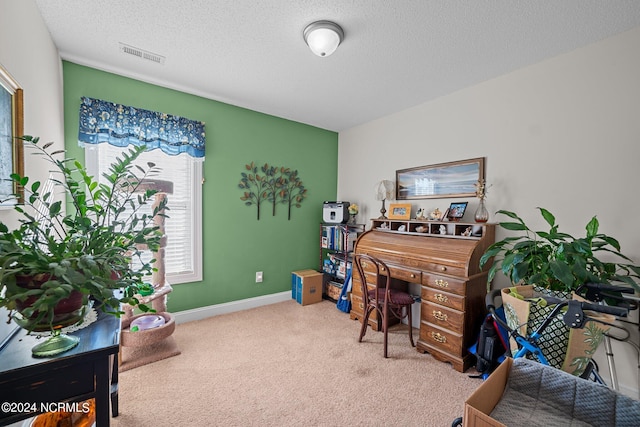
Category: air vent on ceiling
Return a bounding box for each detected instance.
[119,43,165,65]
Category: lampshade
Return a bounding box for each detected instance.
[303,21,344,57]
[375,180,395,201]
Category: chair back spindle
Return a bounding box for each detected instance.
[354,254,415,358]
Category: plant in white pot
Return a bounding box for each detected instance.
[0,136,167,356]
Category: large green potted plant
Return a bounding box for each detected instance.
[0,136,167,356]
[480,208,640,293]
[479,208,640,374]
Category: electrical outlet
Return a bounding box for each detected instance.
[255,271,263,283]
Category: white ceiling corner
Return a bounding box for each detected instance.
[34,0,640,132]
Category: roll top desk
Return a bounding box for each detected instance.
[352,219,495,372]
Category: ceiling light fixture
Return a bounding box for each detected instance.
[303,21,344,57]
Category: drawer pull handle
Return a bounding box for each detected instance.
[440,266,447,272]
[431,332,447,343]
[435,279,448,288]
[434,293,449,303]
[381,267,386,271]
[432,311,448,322]
[359,303,364,309]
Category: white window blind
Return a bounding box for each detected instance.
[86,144,202,284]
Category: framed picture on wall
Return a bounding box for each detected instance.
[388,203,412,220]
[0,63,24,206]
[396,157,485,200]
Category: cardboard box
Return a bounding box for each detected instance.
[463,358,512,427]
[291,270,323,306]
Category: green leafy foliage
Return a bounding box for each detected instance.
[480,208,640,293]
[0,136,168,331]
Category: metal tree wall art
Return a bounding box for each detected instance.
[239,162,307,220]
[263,164,283,217]
[278,168,307,220]
[239,162,270,220]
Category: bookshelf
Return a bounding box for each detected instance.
[319,223,365,301]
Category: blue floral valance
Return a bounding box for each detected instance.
[78,96,205,159]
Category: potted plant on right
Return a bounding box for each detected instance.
[0,136,167,356]
[479,208,640,375]
[480,208,640,293]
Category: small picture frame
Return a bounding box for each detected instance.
[446,202,468,221]
[388,203,412,220]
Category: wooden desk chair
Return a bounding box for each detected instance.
[354,253,415,358]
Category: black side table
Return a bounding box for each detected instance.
[0,309,120,426]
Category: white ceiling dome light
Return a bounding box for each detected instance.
[303,21,344,57]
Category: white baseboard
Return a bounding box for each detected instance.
[173,291,291,324]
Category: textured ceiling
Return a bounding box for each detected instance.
[35,0,640,132]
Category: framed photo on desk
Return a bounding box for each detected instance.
[445,202,468,221]
[388,203,411,220]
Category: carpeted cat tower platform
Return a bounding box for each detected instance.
[119,285,181,372]
[118,181,181,372]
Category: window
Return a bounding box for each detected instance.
[86,144,202,284]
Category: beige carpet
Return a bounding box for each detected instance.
[112,300,482,426]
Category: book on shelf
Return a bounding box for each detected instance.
[322,224,360,252]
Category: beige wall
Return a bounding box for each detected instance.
[338,26,640,397]
[0,0,64,226]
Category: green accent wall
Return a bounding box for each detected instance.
[62,62,338,312]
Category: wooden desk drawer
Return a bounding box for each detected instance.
[353,269,379,286]
[351,277,364,297]
[358,258,421,283]
[422,273,466,296]
[350,294,388,331]
[351,293,382,320]
[351,293,365,316]
[421,287,464,311]
[419,322,463,356]
[357,250,421,270]
[421,301,463,332]
[351,277,377,297]
[422,262,465,277]
[358,258,383,274]
[388,265,421,283]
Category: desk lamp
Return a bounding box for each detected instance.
[375,180,395,219]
